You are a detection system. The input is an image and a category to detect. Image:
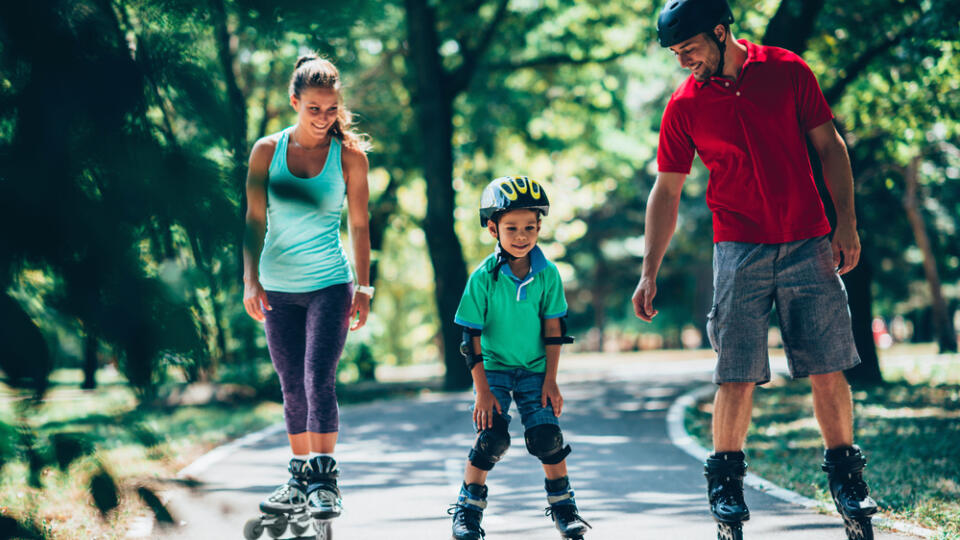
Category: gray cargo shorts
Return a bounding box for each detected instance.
[706,235,860,384]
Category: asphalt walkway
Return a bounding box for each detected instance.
[158,354,916,539]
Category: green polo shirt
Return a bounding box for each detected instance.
[455,246,568,373]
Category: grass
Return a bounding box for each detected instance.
[685,346,960,539]
[0,368,283,539]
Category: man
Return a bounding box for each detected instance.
[632,1,878,539]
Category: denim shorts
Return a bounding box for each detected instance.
[475,368,559,431]
[706,235,861,384]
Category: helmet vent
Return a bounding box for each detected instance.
[669,1,679,8]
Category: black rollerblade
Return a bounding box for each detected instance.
[244,458,316,539]
[306,456,342,519]
[705,451,750,540]
[822,446,878,540]
[544,476,591,539]
[448,482,487,540]
[302,456,340,539]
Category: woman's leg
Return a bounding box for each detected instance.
[303,283,353,445]
[263,292,310,445]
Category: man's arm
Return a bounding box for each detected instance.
[632,171,687,321]
[808,120,860,275]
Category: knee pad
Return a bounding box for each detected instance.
[524,424,571,465]
[468,414,510,471]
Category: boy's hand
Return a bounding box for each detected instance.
[473,388,502,430]
[541,379,563,417]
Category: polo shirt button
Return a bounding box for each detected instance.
[725,82,729,87]
[736,91,741,96]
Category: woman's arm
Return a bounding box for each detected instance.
[343,146,371,330]
[242,137,275,322]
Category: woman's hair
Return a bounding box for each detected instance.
[289,54,371,153]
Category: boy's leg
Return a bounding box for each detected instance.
[514,371,588,537]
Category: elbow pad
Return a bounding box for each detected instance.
[461,327,483,370]
[543,317,575,346]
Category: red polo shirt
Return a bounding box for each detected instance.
[657,39,834,244]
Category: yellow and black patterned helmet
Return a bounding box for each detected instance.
[478,176,550,227]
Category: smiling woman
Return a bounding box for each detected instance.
[241,53,372,534]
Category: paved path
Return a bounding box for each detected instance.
[159,356,916,539]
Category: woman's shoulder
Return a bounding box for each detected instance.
[248,132,283,168]
[340,142,369,167]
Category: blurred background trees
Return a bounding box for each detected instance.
[2,0,959,399]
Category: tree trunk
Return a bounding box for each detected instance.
[842,257,883,385]
[902,155,957,353]
[591,257,608,352]
[762,0,825,54]
[82,330,98,390]
[404,0,471,389]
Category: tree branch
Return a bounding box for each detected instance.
[488,50,631,72]
[449,0,510,94]
[823,25,914,106]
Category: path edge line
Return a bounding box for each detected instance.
[666,383,938,539]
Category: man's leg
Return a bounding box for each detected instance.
[712,382,754,452]
[809,370,854,449]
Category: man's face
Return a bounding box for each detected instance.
[668,26,724,82]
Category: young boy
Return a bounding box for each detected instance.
[448,176,591,540]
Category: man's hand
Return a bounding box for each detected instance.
[832,223,861,275]
[473,388,502,429]
[541,379,563,417]
[632,276,659,322]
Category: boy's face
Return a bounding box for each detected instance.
[489,209,541,259]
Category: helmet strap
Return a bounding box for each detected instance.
[490,223,518,282]
[709,26,727,79]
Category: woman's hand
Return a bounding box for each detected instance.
[349,290,370,330]
[243,280,271,322]
[541,379,563,417]
[473,388,503,430]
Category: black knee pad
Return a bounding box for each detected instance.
[468,414,510,471]
[524,424,571,465]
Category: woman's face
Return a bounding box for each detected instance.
[290,87,339,140]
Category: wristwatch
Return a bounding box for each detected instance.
[355,285,375,298]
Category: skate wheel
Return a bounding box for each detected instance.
[717,522,743,540]
[842,515,873,540]
[290,520,311,536]
[265,513,288,538]
[315,520,332,540]
[243,517,265,540]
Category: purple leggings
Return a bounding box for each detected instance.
[263,283,352,434]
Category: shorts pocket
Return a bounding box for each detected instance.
[706,304,720,352]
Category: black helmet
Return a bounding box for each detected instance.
[478,176,550,227]
[657,0,734,48]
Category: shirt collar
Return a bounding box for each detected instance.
[693,39,765,89]
[497,245,547,281]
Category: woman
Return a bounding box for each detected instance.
[242,54,372,522]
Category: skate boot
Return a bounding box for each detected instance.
[544,476,591,539]
[448,482,487,540]
[705,451,750,540]
[822,445,878,540]
[243,458,315,539]
[306,455,343,520]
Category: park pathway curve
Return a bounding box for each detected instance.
[158,355,916,539]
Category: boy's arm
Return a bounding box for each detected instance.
[470,335,502,428]
[541,318,563,416]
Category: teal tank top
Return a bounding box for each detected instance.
[259,127,353,292]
